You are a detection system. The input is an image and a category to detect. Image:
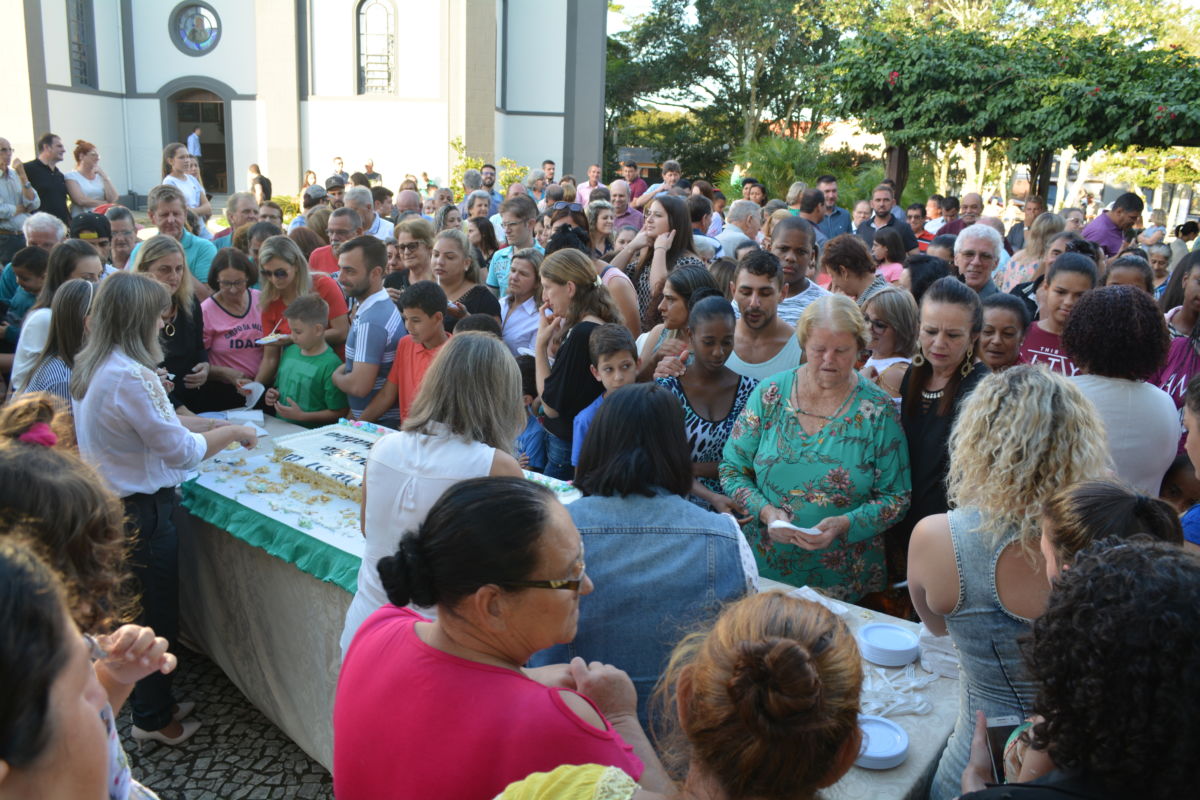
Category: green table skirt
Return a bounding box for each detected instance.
[181,479,360,594]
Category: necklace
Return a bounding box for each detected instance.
[792,375,857,421]
[163,308,178,338]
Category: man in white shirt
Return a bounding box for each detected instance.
[725,250,802,380]
[345,186,394,240]
[716,200,760,256]
[770,216,828,326]
[0,137,39,264]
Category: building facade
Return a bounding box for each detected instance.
[5,0,605,199]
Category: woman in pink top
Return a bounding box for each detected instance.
[334,477,670,800]
[201,248,263,392]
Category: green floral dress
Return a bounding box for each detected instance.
[719,369,911,600]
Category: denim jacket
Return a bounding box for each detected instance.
[528,488,757,728]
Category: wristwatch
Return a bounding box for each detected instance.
[22,181,31,189]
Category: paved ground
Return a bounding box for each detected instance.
[116,646,333,800]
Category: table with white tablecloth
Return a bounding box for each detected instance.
[178,419,957,795]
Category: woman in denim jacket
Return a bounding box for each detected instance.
[528,382,758,728]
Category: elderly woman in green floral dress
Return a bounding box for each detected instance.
[720,294,911,600]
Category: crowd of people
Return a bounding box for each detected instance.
[1,134,1199,800]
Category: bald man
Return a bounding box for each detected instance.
[610,179,643,231]
[940,192,982,236]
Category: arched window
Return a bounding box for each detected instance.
[357,0,395,95]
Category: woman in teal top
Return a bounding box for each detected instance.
[720,294,910,600]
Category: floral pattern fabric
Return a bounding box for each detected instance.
[719,369,911,599]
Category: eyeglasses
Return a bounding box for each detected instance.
[501,220,527,231]
[218,279,247,289]
[263,268,291,279]
[552,202,583,212]
[863,316,890,333]
[959,250,997,263]
[501,558,587,592]
[396,241,423,252]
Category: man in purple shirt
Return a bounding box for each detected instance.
[621,161,648,201]
[1082,192,1144,258]
[610,179,643,231]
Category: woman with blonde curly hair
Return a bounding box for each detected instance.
[907,365,1110,800]
[999,211,1065,292]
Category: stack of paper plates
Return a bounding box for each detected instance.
[855,715,909,770]
[857,623,920,667]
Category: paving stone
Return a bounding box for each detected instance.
[117,647,333,800]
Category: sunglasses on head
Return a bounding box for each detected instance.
[552,202,583,212]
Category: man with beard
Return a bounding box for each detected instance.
[725,250,801,380]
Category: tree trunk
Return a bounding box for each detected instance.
[961,143,978,192]
[1028,150,1054,199]
[1053,148,1074,211]
[885,141,910,198]
[937,145,951,195]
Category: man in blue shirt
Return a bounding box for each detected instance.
[815,174,851,240]
[131,184,216,298]
[186,127,202,157]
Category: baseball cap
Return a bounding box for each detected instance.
[70,212,112,241]
[325,176,346,190]
[303,184,327,201]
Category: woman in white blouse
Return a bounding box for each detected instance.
[160,142,212,220]
[71,271,256,745]
[63,138,117,216]
[499,247,542,356]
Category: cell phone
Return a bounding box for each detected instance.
[985,715,1021,783]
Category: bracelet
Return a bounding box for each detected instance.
[654,246,669,252]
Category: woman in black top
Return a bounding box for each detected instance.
[132,234,219,411]
[432,228,501,332]
[889,277,987,592]
[535,248,625,480]
[467,215,500,281]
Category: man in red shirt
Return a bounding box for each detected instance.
[308,207,364,274]
[621,160,648,201]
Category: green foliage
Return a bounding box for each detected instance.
[617,109,732,181]
[270,194,301,223]
[1095,148,1200,188]
[447,138,528,200]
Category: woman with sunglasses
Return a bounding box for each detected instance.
[253,235,349,387]
[384,218,436,301]
[336,474,667,800]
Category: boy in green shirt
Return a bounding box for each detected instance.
[265,294,349,427]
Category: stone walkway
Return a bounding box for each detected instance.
[116,646,333,800]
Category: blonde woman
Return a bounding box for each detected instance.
[252,234,349,386]
[384,217,435,302]
[999,211,1065,292]
[72,271,256,744]
[860,286,918,401]
[339,332,526,655]
[719,294,911,601]
[433,228,500,331]
[132,234,215,410]
[1138,207,1167,247]
[536,249,624,479]
[907,365,1109,800]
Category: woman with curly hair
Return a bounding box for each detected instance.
[0,395,182,794]
[1062,286,1175,493]
[960,540,1200,799]
[908,365,1109,800]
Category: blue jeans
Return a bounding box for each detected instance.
[543,430,574,481]
[123,488,180,731]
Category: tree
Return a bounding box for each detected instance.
[621,0,841,147]
[829,25,1200,197]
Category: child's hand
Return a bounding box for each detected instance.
[264,388,280,407]
[275,396,303,421]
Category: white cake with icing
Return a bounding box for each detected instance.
[273,419,390,502]
[522,470,582,504]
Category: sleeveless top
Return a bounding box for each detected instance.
[340,425,495,654]
[930,507,1039,800]
[335,607,643,800]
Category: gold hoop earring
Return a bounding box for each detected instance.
[960,347,974,378]
[911,350,925,368]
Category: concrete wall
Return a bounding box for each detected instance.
[129,0,258,97]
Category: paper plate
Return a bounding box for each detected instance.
[855,715,909,770]
[857,623,920,667]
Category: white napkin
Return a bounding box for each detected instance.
[918,624,960,679]
[786,585,850,616]
[239,381,266,409]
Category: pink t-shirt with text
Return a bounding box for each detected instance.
[201,289,264,379]
[1019,322,1078,376]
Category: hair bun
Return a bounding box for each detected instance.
[727,637,824,732]
[377,534,437,607]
